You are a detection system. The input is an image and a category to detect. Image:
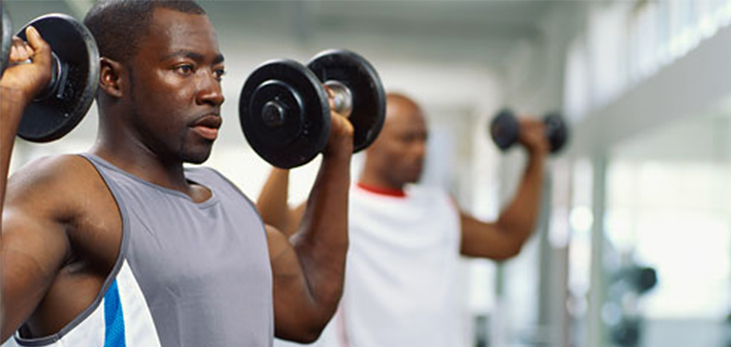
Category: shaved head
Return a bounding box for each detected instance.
[84,0,206,64]
[385,93,422,121]
[360,92,429,190]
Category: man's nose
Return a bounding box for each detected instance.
[196,72,225,107]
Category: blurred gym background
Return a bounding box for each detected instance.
[4,1,730,346]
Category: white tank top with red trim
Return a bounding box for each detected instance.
[276,183,463,347]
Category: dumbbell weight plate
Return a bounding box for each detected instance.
[239,59,330,169]
[490,108,520,151]
[544,112,568,153]
[16,13,100,142]
[307,49,386,153]
[1,1,11,78]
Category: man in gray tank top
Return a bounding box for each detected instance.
[0,1,352,346]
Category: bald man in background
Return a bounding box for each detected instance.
[259,92,549,347]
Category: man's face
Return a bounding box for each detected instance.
[368,99,428,185]
[126,8,225,164]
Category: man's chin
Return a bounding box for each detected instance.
[406,173,422,184]
[182,147,213,164]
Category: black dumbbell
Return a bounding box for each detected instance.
[0,9,100,142]
[489,108,569,153]
[239,49,385,168]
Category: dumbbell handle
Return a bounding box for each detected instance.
[9,42,66,102]
[34,52,66,101]
[323,80,353,118]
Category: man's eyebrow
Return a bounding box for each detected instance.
[160,50,225,64]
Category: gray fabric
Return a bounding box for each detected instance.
[82,154,273,347]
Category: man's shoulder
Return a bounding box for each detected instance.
[407,185,461,213]
[6,154,106,205]
[9,153,96,190]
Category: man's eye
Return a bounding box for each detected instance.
[176,65,194,74]
[214,69,226,79]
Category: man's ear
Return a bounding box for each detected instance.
[98,57,125,98]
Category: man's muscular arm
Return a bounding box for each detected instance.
[0,28,51,214]
[265,112,353,342]
[460,118,549,260]
[257,168,305,237]
[0,28,70,342]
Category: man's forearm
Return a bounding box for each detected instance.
[495,152,546,244]
[257,168,294,233]
[290,141,352,314]
[0,87,28,219]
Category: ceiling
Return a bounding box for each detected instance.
[205,0,556,66]
[4,0,558,67]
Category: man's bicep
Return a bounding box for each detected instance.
[265,225,320,341]
[459,213,521,260]
[1,207,70,338]
[286,202,307,236]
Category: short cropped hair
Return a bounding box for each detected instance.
[83,0,206,64]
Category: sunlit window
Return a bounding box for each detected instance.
[565,0,731,120]
[606,161,731,320]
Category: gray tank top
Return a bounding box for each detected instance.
[80,153,273,347]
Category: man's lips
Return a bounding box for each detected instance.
[191,114,222,141]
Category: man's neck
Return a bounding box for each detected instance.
[91,139,190,194]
